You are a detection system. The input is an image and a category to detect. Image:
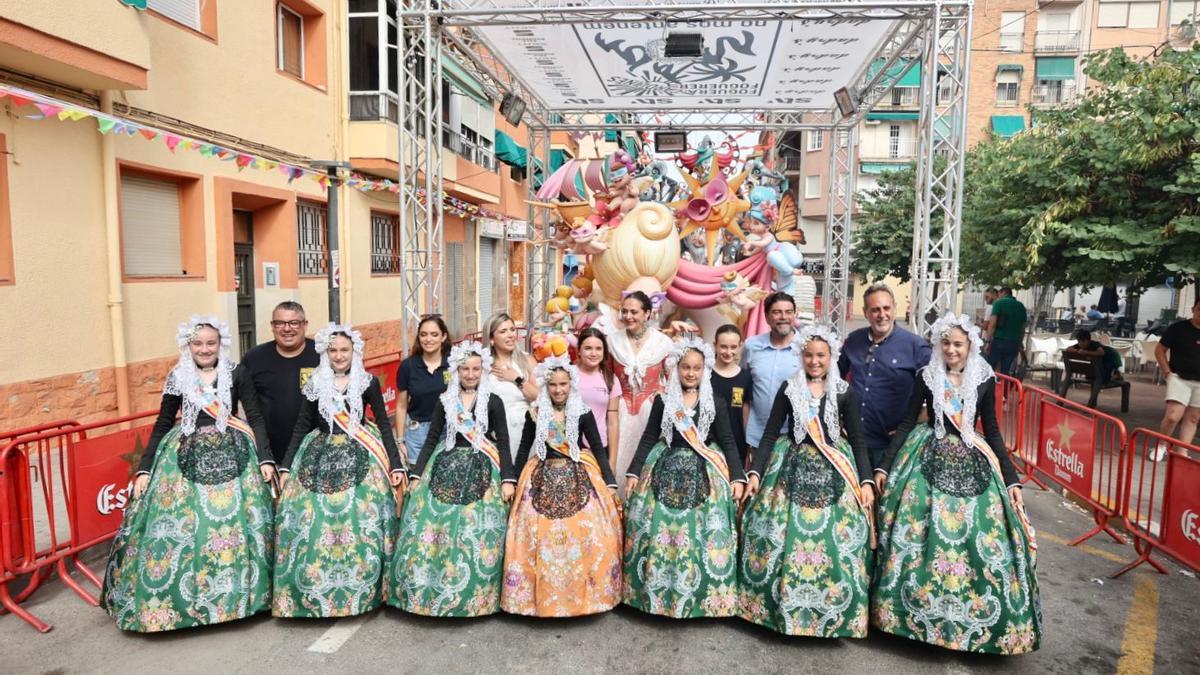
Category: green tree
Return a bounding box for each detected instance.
[851,45,1200,291]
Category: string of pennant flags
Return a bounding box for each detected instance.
[0,83,519,224]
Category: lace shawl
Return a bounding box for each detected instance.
[784,323,849,447]
[163,315,235,435]
[531,356,586,461]
[659,337,716,444]
[922,313,995,445]
[440,341,495,444]
[302,323,372,435]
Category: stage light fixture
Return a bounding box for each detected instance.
[834,87,856,118]
[655,131,688,153]
[664,32,704,58]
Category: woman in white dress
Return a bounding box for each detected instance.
[484,312,538,463]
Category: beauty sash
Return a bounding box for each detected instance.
[670,408,731,485]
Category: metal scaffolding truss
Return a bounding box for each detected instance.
[395,0,971,349]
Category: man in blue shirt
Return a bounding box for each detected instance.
[742,292,803,463]
[838,283,932,469]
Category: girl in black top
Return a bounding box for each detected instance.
[396,315,451,464]
[709,323,754,467]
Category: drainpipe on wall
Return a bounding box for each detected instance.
[100,91,131,416]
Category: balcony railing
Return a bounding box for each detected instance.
[867,86,919,109]
[782,155,803,172]
[1035,30,1081,52]
[861,138,918,160]
[1031,84,1076,106]
[349,91,400,123]
[442,130,497,172]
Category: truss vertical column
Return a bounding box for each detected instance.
[397,1,444,353]
[525,127,553,329]
[911,1,973,335]
[823,124,857,335]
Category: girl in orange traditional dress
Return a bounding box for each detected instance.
[502,356,623,616]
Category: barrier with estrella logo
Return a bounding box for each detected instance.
[1113,430,1200,577]
[0,411,156,633]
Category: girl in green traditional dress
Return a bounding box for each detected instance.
[738,324,876,638]
[622,337,746,619]
[102,316,275,633]
[389,341,516,617]
[872,313,1041,654]
[273,323,407,618]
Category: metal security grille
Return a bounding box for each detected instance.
[371,212,401,273]
[296,200,328,276]
[446,242,465,337]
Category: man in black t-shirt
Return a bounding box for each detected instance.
[1154,297,1200,458]
[237,301,320,463]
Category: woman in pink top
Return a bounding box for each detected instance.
[575,327,622,471]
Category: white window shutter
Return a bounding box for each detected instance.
[148,0,202,31]
[120,175,183,276]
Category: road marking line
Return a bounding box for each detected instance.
[307,614,371,654]
[1039,531,1127,563]
[1115,575,1159,675]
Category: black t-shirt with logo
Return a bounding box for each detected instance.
[238,339,320,462]
[397,353,450,423]
[710,368,754,464]
[1162,319,1200,380]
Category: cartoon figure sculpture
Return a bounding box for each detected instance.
[589,201,680,307]
[668,161,751,266]
[741,188,806,296]
[745,158,790,196]
[716,270,768,325]
[533,286,575,362]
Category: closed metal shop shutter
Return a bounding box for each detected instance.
[447,242,466,338]
[119,174,183,276]
[478,236,495,322]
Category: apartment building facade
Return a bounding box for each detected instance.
[0,0,548,430]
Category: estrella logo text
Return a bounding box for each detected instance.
[1044,439,1084,480]
[96,481,134,515]
[1183,509,1200,546]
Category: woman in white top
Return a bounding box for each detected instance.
[485,312,538,462]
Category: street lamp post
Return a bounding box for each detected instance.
[312,160,351,323]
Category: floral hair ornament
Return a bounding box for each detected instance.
[448,339,493,372]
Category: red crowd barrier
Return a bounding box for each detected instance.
[1018,385,1128,546]
[0,411,157,633]
[364,352,403,419]
[993,374,1024,458]
[1113,430,1200,577]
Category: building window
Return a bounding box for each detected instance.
[999,11,1025,52]
[1170,0,1200,24]
[806,131,824,152]
[996,71,1021,106]
[119,171,207,278]
[371,211,401,274]
[888,124,902,159]
[278,4,305,78]
[149,0,201,31]
[1098,1,1161,28]
[296,199,328,276]
[349,0,400,121]
[804,175,821,199]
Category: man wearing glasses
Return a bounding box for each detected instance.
[838,284,932,470]
[237,301,319,463]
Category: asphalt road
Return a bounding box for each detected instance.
[3,485,1198,675]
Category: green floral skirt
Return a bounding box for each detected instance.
[738,438,872,637]
[871,424,1042,654]
[623,443,738,618]
[272,431,398,618]
[387,444,508,617]
[101,425,273,632]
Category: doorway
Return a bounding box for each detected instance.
[233,210,256,356]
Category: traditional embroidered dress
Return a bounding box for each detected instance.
[623,339,745,619]
[872,314,1041,655]
[102,316,274,633]
[738,325,875,638]
[272,324,404,619]
[502,357,622,617]
[606,326,674,491]
[388,342,515,617]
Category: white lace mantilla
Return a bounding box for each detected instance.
[441,341,494,444]
[303,323,372,435]
[531,355,586,461]
[659,337,716,444]
[785,323,849,446]
[923,313,995,444]
[164,315,235,435]
[606,324,674,394]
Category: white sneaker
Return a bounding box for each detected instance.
[1151,441,1168,462]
